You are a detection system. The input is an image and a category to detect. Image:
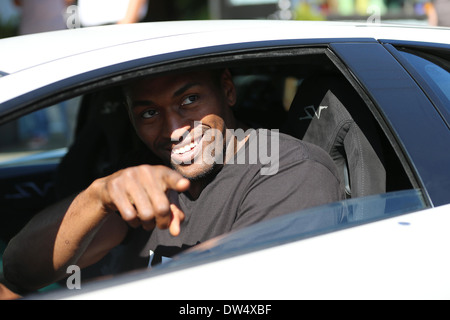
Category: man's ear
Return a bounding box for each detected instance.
[221,69,237,107]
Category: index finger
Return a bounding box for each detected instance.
[168,203,185,237]
[158,166,190,192]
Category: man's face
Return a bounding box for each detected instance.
[127,70,237,180]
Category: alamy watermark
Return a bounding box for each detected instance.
[171,122,280,176]
[65,5,80,29]
[66,265,81,290]
[367,5,382,24]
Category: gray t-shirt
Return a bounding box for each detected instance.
[113,130,343,271]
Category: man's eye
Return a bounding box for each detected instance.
[141,109,159,119]
[181,95,199,106]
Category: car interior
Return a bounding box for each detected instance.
[0,47,415,289]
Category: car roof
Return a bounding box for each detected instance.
[1,20,449,109]
[1,20,449,75]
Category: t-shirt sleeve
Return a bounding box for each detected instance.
[232,149,344,231]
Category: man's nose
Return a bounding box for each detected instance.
[164,111,190,143]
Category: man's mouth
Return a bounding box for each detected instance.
[171,135,203,164]
[172,140,199,155]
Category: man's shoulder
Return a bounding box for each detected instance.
[260,129,342,184]
[254,128,331,163]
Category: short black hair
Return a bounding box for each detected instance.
[122,68,226,110]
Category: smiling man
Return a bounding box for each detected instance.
[3,69,343,291]
[126,69,242,192]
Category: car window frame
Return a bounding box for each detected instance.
[1,41,436,298]
[386,44,450,129]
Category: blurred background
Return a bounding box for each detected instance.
[0,0,443,39]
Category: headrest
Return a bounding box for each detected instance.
[283,74,386,198]
[284,75,364,137]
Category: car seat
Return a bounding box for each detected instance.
[233,75,287,129]
[282,74,386,199]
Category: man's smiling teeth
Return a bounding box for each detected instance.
[173,141,197,154]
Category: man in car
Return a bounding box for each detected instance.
[2,69,343,293]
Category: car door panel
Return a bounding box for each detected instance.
[0,163,59,242]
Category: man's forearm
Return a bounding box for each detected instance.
[2,181,124,291]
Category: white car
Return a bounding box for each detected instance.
[1,20,450,301]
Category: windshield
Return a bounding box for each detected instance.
[150,189,426,274]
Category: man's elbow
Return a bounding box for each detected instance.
[3,251,29,293]
[2,246,50,293]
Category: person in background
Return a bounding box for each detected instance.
[68,0,149,27]
[13,0,67,34]
[425,0,450,27]
[13,0,69,149]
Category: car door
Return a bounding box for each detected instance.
[1,30,446,296]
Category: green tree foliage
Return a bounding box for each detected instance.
[0,16,19,39]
